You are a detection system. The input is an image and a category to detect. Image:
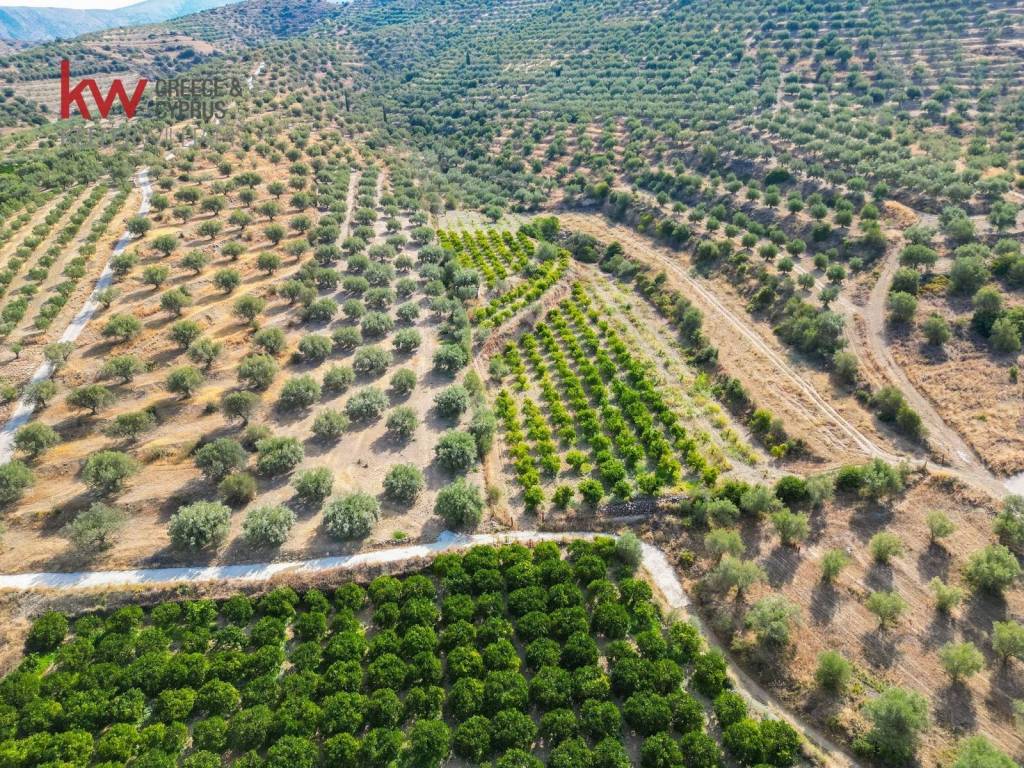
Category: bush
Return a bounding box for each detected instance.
[402,719,450,768]
[820,549,850,583]
[887,291,917,323]
[293,467,333,505]
[434,430,478,473]
[345,387,389,421]
[994,495,1024,552]
[169,501,231,549]
[922,314,951,346]
[65,502,126,551]
[26,611,68,653]
[640,732,683,768]
[390,368,417,396]
[926,510,956,543]
[991,317,1022,354]
[312,409,350,441]
[222,391,258,424]
[869,531,903,564]
[692,651,728,698]
[353,345,393,376]
[760,719,801,767]
[713,691,747,727]
[770,510,809,547]
[579,478,604,505]
[949,255,989,295]
[434,385,470,418]
[166,365,204,398]
[383,464,425,505]
[992,620,1024,662]
[393,328,421,353]
[278,375,321,410]
[298,334,333,362]
[723,718,764,765]
[815,650,852,693]
[434,478,483,529]
[745,595,800,648]
[964,544,1021,594]
[0,460,33,505]
[453,716,491,762]
[195,438,247,482]
[324,493,380,539]
[433,343,469,375]
[939,641,984,682]
[238,354,278,390]
[615,532,643,567]
[861,687,929,764]
[866,591,907,629]
[952,736,1018,768]
[82,450,139,495]
[255,437,304,476]
[490,709,536,752]
[858,459,906,501]
[677,731,721,768]
[323,365,356,393]
[385,406,418,440]
[13,422,60,459]
[219,472,257,505]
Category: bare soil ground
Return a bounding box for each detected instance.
[0,141,486,572]
[643,473,1024,766]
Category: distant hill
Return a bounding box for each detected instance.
[0,0,242,42]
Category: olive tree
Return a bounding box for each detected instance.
[169,501,232,549]
[13,422,60,459]
[82,450,139,496]
[242,505,296,548]
[64,502,126,551]
[434,479,483,529]
[324,492,380,540]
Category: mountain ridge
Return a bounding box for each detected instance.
[0,0,241,42]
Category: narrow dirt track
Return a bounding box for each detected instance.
[853,241,1000,492]
[0,168,152,463]
[557,212,1008,499]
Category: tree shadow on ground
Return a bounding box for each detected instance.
[935,682,977,734]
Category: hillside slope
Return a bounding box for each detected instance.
[0,0,241,43]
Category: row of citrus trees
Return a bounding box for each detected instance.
[438,229,531,287]
[10,537,801,768]
[491,283,714,512]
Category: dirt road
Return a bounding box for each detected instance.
[558,212,1008,499]
[0,168,151,463]
[851,240,1003,495]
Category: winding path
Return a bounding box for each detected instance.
[559,213,891,462]
[559,212,1010,499]
[0,168,152,463]
[0,530,857,767]
[853,242,1003,495]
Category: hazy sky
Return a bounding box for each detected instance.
[0,0,140,7]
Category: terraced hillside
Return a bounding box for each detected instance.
[0,1,1021,767]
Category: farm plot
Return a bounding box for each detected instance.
[488,283,723,515]
[0,133,490,572]
[0,538,804,768]
[439,227,570,335]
